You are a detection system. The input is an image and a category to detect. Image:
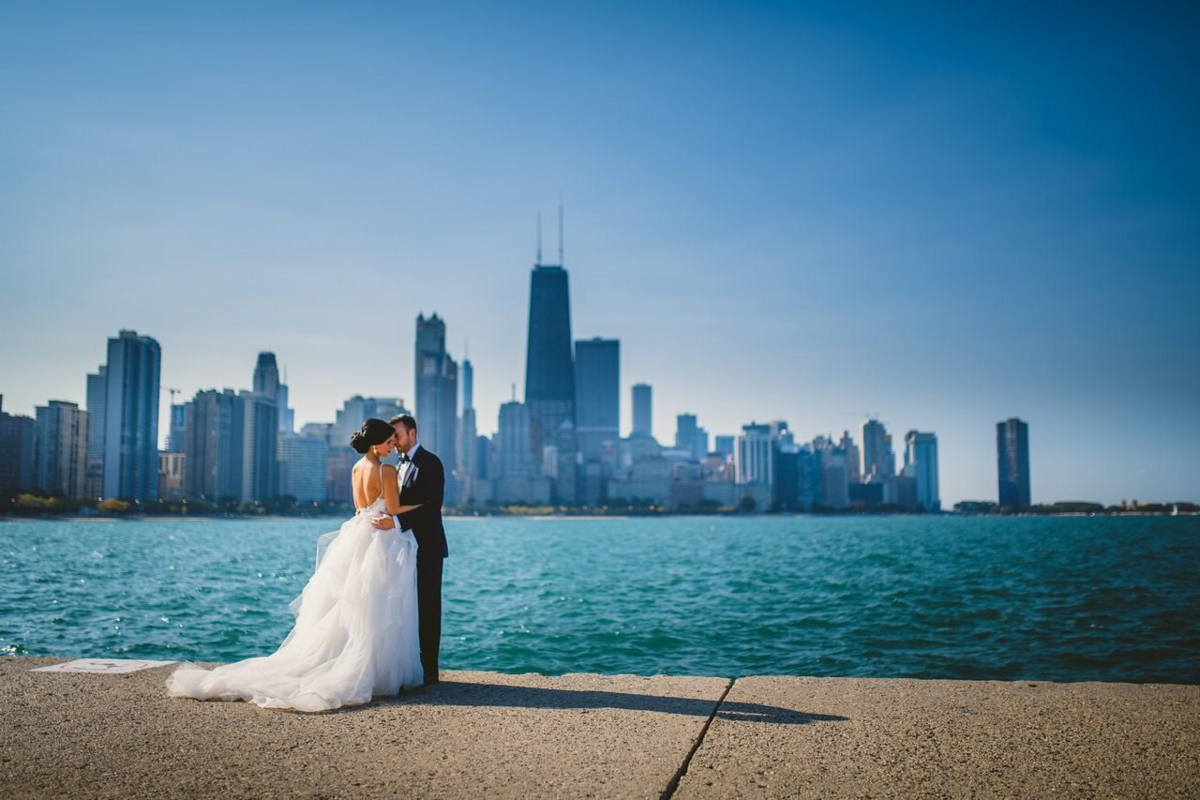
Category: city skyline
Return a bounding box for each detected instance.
[2,3,1197,506]
[0,257,1191,507]
[0,330,1126,512]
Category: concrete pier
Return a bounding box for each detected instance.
[2,657,1197,797]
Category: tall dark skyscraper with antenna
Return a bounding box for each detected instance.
[524,207,578,502]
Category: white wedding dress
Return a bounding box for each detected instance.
[166,473,423,712]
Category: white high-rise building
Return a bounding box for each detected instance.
[735,422,774,485]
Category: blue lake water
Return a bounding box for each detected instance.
[1,515,1197,683]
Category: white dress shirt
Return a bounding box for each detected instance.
[393,442,422,528]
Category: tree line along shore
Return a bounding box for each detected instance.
[2,492,1196,519]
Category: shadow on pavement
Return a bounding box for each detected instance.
[394,680,849,726]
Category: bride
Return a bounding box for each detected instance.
[167,418,424,712]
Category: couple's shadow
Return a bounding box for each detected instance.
[386,680,848,726]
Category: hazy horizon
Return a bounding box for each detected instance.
[2,2,1197,506]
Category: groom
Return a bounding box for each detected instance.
[372,414,447,686]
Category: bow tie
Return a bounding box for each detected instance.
[399,453,411,464]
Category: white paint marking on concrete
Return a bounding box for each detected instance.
[30,658,177,674]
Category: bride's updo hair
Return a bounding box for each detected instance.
[350,418,394,454]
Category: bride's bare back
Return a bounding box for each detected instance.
[351,458,418,515]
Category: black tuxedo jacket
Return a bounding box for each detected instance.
[397,445,448,558]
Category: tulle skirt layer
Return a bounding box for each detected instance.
[166,501,422,712]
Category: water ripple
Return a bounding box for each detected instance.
[1,515,1198,682]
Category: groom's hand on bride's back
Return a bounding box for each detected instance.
[371,514,395,530]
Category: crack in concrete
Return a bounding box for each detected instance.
[660,677,735,800]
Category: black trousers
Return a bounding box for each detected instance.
[416,546,443,683]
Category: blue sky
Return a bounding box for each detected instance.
[2,1,1197,505]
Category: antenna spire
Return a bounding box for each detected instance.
[557,197,564,265]
[536,212,543,265]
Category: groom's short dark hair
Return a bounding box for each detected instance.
[390,414,417,433]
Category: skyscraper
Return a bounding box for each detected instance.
[35,400,88,500]
[904,430,941,511]
[328,396,409,503]
[524,260,577,502]
[631,383,652,437]
[183,388,278,503]
[461,358,473,410]
[714,435,735,461]
[736,422,774,485]
[997,418,1031,508]
[184,389,241,501]
[84,367,106,497]
[574,337,620,465]
[458,358,478,483]
[278,432,327,503]
[859,418,894,482]
[675,413,708,461]
[277,381,293,434]
[815,437,850,510]
[839,430,861,484]
[101,330,161,502]
[253,352,293,433]
[495,400,535,480]
[167,403,187,454]
[253,352,279,401]
[239,390,279,502]
[0,395,37,493]
[771,442,822,512]
[333,396,409,449]
[415,313,458,502]
[457,358,483,505]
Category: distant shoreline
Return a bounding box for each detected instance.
[3,508,1196,522]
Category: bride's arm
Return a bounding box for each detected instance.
[382,465,422,516]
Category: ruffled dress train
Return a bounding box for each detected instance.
[166,496,422,712]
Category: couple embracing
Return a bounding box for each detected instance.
[167,415,447,712]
